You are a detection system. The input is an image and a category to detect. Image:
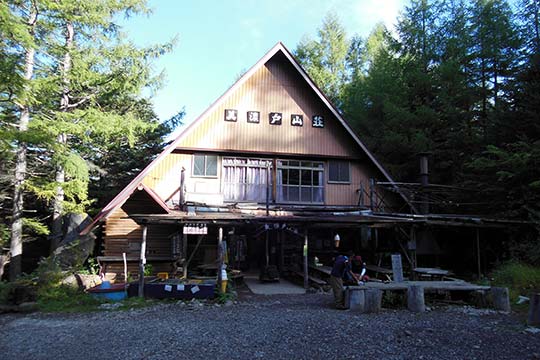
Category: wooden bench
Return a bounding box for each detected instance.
[344,281,509,313]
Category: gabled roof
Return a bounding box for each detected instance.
[81,183,170,235]
[81,42,414,235]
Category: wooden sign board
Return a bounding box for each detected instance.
[183,224,208,235]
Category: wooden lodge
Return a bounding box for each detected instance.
[82,43,518,289]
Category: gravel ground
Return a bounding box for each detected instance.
[1,292,539,360]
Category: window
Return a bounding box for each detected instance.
[193,154,218,177]
[328,160,350,183]
[222,157,271,202]
[277,160,324,203]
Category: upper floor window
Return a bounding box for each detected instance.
[328,160,350,183]
[277,160,324,203]
[193,154,218,177]
[222,157,271,202]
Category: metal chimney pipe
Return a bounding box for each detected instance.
[418,153,430,214]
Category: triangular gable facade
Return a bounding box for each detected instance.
[83,42,409,234]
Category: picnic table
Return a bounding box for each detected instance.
[413,267,452,281]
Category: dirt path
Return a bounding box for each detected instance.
[0,293,538,359]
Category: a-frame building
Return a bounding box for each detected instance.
[84,42,411,279]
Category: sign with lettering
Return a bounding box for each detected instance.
[247,111,260,123]
[269,112,282,125]
[224,109,238,122]
[183,224,208,235]
[312,115,324,128]
[291,114,303,126]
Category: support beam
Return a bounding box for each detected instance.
[217,227,223,293]
[182,233,188,279]
[476,228,481,279]
[303,229,308,289]
[369,178,375,211]
[138,225,147,297]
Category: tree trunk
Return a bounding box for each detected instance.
[51,21,73,252]
[9,5,38,281]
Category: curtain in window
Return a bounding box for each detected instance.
[223,158,270,202]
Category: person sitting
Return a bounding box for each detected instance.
[349,255,369,283]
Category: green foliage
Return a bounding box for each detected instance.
[36,284,102,313]
[0,223,9,248]
[22,217,50,237]
[491,262,540,303]
[143,263,153,276]
[76,257,100,275]
[295,12,352,108]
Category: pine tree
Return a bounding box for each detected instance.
[1,0,177,278]
[294,12,351,109]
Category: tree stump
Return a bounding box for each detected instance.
[407,285,426,312]
[364,289,382,313]
[345,289,365,312]
[491,287,511,312]
[528,293,540,326]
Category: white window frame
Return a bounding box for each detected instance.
[276,160,324,204]
[192,154,219,178]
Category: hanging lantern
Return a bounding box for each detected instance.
[334,234,341,248]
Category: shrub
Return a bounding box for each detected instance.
[491,262,540,301]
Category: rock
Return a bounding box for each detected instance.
[62,274,102,290]
[525,327,540,334]
[224,300,234,307]
[18,302,38,313]
[52,213,95,269]
[99,303,123,310]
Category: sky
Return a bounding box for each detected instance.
[121,0,407,132]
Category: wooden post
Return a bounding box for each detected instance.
[408,226,417,271]
[179,167,185,207]
[217,227,223,293]
[138,225,147,297]
[266,162,270,216]
[278,230,284,274]
[265,231,269,267]
[407,285,426,312]
[303,229,308,290]
[528,293,540,326]
[476,228,482,279]
[122,252,128,284]
[369,178,375,211]
[182,233,188,279]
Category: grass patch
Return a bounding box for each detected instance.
[491,262,540,312]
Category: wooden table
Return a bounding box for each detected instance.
[413,267,451,280]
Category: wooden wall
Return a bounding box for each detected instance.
[176,52,362,158]
[102,202,177,277]
[136,50,391,208]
